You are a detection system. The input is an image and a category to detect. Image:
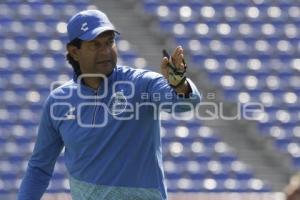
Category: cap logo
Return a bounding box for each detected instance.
[81,22,88,32]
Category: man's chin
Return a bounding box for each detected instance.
[95,64,115,76]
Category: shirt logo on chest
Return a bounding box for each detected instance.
[108,90,127,116]
[64,106,76,120]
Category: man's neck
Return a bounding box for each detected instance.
[79,69,114,90]
[83,77,101,90]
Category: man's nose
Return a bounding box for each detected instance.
[97,45,111,55]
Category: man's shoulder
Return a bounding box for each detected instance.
[116,65,148,76]
[48,79,77,99]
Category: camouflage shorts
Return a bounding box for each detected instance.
[69,176,164,200]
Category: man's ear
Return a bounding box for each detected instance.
[67,45,80,61]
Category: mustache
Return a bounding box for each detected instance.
[96,60,112,64]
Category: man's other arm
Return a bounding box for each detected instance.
[18,96,64,200]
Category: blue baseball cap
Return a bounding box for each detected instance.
[67,10,119,42]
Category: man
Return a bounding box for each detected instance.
[18,10,201,200]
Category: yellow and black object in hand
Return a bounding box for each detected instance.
[162,49,187,88]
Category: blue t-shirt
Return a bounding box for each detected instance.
[18,65,201,200]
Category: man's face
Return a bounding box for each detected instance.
[72,31,118,76]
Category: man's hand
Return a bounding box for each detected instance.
[285,173,300,200]
[161,46,191,96]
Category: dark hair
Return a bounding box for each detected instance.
[66,38,82,77]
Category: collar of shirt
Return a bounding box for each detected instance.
[72,66,117,95]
